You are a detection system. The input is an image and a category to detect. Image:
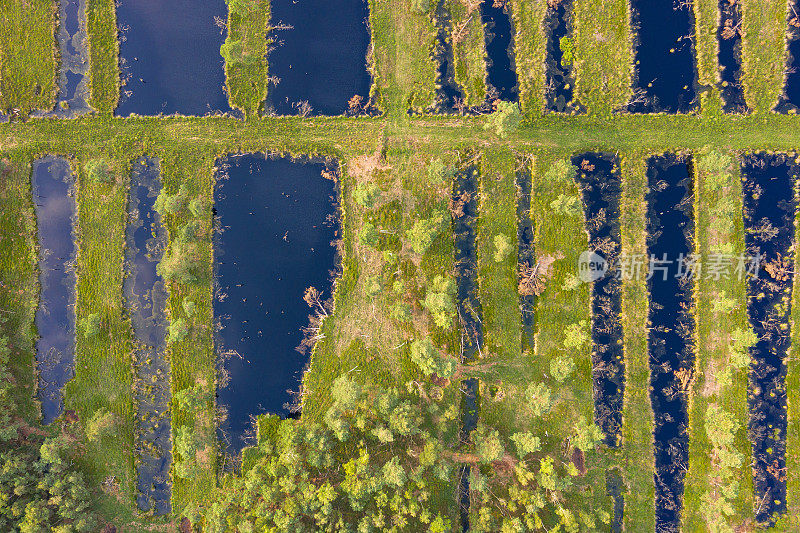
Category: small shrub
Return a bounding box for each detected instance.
[510,432,541,458]
[358,222,380,248]
[85,159,113,184]
[550,194,583,218]
[353,183,381,208]
[411,0,436,14]
[572,416,603,452]
[410,338,456,378]
[493,234,512,263]
[168,318,189,344]
[563,320,590,349]
[189,196,210,218]
[525,382,553,417]
[80,313,102,338]
[182,298,196,318]
[550,356,575,382]
[390,302,412,323]
[154,185,190,216]
[85,408,114,442]
[157,241,201,284]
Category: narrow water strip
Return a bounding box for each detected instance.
[741,153,797,524]
[515,161,535,348]
[544,0,579,112]
[628,0,698,113]
[34,0,91,117]
[431,0,467,113]
[777,1,800,113]
[214,154,339,454]
[717,0,747,113]
[452,161,483,531]
[32,156,77,424]
[645,153,695,531]
[480,0,518,102]
[125,157,171,515]
[573,152,624,445]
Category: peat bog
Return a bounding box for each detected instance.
[778,1,800,113]
[717,0,747,113]
[573,153,624,445]
[479,0,518,102]
[629,0,698,113]
[39,0,91,118]
[213,154,340,453]
[515,162,535,348]
[452,162,483,531]
[544,0,579,113]
[645,153,695,531]
[32,156,78,425]
[116,0,232,116]
[267,0,372,116]
[124,157,172,515]
[741,153,797,525]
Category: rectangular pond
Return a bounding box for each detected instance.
[116,0,232,116]
[214,154,340,453]
[124,157,171,515]
[573,153,623,445]
[717,0,747,113]
[544,0,579,113]
[645,153,695,530]
[267,0,372,116]
[32,156,77,424]
[629,0,698,113]
[741,153,797,525]
[480,0,518,102]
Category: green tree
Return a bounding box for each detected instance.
[510,432,541,458]
[484,101,521,138]
[475,426,504,463]
[550,356,575,382]
[422,275,457,328]
[550,194,583,218]
[354,183,381,208]
[167,318,189,344]
[406,211,445,255]
[410,338,457,378]
[85,159,113,183]
[572,416,603,452]
[525,382,553,417]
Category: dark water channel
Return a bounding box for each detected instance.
[544,0,579,113]
[717,0,747,113]
[573,153,624,445]
[452,163,482,531]
[741,153,797,525]
[479,0,517,102]
[515,163,535,348]
[267,0,372,116]
[430,0,467,113]
[124,158,171,515]
[116,0,232,116]
[645,154,695,532]
[32,157,77,425]
[34,0,91,118]
[778,1,800,113]
[629,0,698,113]
[214,154,339,453]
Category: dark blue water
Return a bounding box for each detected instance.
[573,153,624,445]
[516,164,535,348]
[452,164,482,531]
[545,0,579,113]
[607,467,625,533]
[116,0,232,116]
[214,154,339,453]
[741,153,797,525]
[32,157,77,425]
[629,0,698,113]
[777,2,800,113]
[124,157,171,515]
[718,0,747,113]
[267,0,372,116]
[645,154,695,532]
[430,0,467,113]
[480,0,518,102]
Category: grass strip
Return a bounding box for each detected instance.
[508,0,548,115]
[740,0,788,114]
[693,0,724,116]
[223,0,270,117]
[86,0,119,114]
[619,152,656,530]
[0,0,58,116]
[572,0,633,117]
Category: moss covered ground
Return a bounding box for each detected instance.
[2,0,800,530]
